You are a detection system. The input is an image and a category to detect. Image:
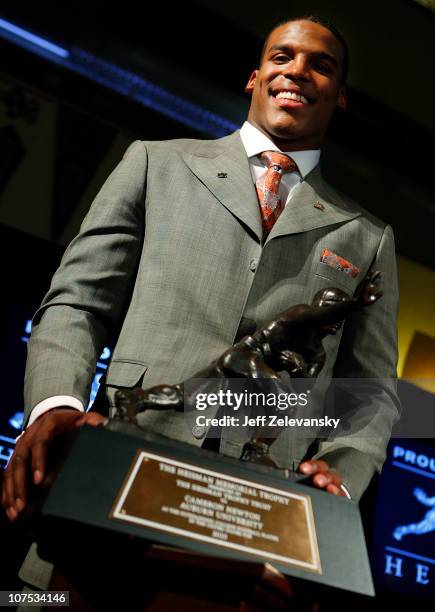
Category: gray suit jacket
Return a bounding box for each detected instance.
[24,130,399,502]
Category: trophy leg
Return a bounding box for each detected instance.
[240,439,279,468]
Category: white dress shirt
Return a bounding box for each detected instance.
[239,120,320,205]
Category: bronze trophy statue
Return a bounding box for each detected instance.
[115,271,383,467]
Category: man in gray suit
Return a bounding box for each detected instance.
[2,14,399,537]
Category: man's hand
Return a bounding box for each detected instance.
[1,408,105,522]
[298,459,347,496]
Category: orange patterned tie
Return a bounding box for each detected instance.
[255,151,298,236]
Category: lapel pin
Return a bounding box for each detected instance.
[217,172,227,178]
[314,201,325,211]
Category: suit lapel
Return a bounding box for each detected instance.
[181,131,263,241]
[181,131,361,244]
[265,165,362,244]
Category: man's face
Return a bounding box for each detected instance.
[245,20,347,150]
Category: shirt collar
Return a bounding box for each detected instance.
[239,121,320,179]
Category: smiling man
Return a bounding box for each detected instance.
[3,14,399,552]
[246,19,347,150]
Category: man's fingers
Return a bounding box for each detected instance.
[326,483,346,496]
[31,439,49,485]
[1,409,93,522]
[299,459,329,475]
[324,469,342,488]
[330,470,343,487]
[314,460,329,473]
[299,459,345,497]
[2,446,29,520]
[81,412,106,427]
[313,472,333,488]
[10,452,28,509]
[6,507,18,521]
[2,469,16,514]
[1,472,15,519]
[313,469,342,487]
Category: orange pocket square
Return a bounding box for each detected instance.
[320,248,360,278]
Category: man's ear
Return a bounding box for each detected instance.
[245,70,258,95]
[337,86,347,110]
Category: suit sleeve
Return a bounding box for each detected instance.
[23,140,148,427]
[312,224,400,501]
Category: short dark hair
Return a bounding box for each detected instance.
[259,15,349,85]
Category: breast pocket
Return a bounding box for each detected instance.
[314,260,360,296]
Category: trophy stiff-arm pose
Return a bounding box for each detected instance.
[115,271,382,417]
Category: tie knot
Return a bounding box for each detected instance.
[259,150,297,174]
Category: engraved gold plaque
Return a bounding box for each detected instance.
[110,450,322,573]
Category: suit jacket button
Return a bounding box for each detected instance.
[192,425,206,439]
[249,259,257,272]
